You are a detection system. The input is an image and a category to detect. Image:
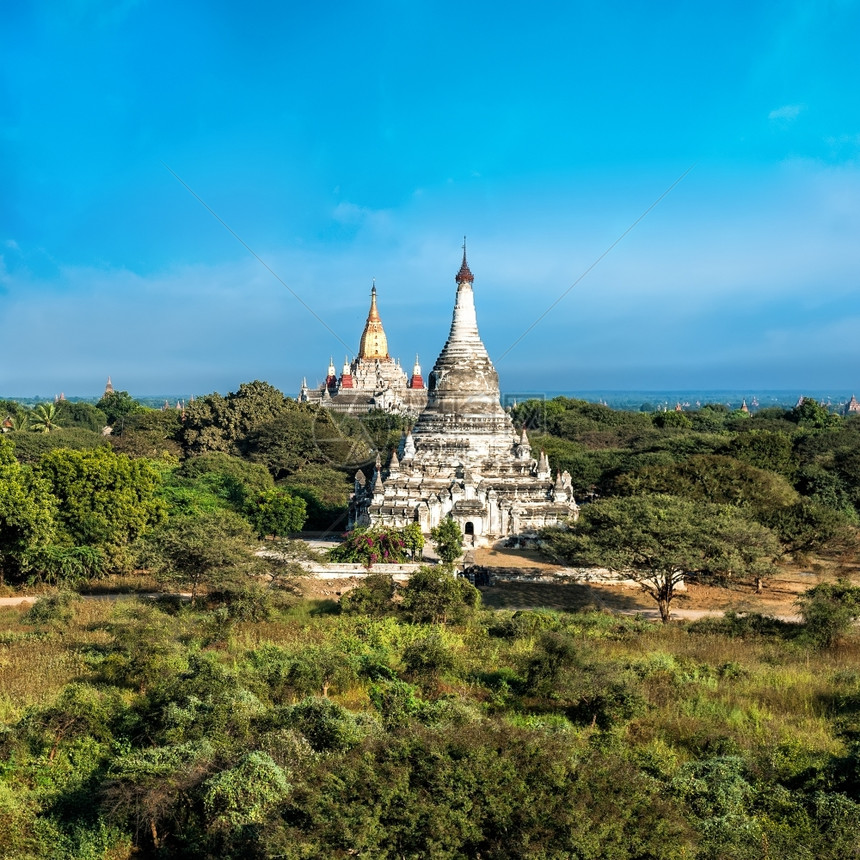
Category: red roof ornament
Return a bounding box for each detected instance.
[455,238,474,284]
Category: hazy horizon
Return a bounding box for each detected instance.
[4,388,856,415]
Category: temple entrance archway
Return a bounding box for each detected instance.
[464,521,475,536]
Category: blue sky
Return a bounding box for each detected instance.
[2,0,859,397]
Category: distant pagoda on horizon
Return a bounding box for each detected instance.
[299,282,427,416]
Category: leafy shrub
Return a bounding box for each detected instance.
[523,631,580,694]
[489,608,562,640]
[686,610,796,640]
[205,582,286,622]
[248,488,307,537]
[340,573,396,616]
[368,679,424,729]
[568,680,645,729]
[22,591,78,625]
[402,631,458,681]
[202,751,290,831]
[283,697,367,752]
[400,567,480,624]
[798,580,860,648]
[24,545,106,586]
[246,644,357,701]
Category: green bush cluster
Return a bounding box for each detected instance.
[0,580,859,858]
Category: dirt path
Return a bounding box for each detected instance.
[0,550,849,625]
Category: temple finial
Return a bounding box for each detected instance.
[455,238,474,284]
[359,279,388,358]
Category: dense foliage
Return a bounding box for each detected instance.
[526,397,860,612]
[35,447,166,572]
[2,388,860,856]
[2,582,860,858]
[0,384,356,581]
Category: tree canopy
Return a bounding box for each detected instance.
[35,446,165,571]
[430,518,464,565]
[179,380,293,456]
[145,509,262,604]
[96,390,145,427]
[0,436,56,584]
[541,494,781,621]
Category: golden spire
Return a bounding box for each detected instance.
[358,281,390,360]
[367,280,381,322]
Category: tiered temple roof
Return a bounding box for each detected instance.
[299,285,428,416]
[350,248,578,543]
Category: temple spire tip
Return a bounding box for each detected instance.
[455,238,474,284]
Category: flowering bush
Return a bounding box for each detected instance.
[328,527,410,568]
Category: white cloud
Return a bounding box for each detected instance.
[331,201,392,234]
[769,104,805,121]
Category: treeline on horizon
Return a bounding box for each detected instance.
[2,384,860,590]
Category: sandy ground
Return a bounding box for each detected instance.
[468,544,847,621]
[293,544,857,622]
[3,544,855,622]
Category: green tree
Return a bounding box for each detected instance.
[402,522,425,560]
[400,565,480,624]
[145,510,261,604]
[0,436,56,584]
[615,454,798,521]
[430,518,464,564]
[509,397,568,434]
[284,465,352,531]
[55,400,108,432]
[35,446,165,571]
[651,410,692,429]
[109,409,182,459]
[766,499,852,554]
[245,405,370,479]
[689,404,731,432]
[542,495,780,622]
[797,580,860,648]
[725,430,797,478]
[96,390,145,427]
[249,488,307,538]
[179,380,292,456]
[340,573,396,616]
[152,453,272,521]
[29,402,62,433]
[703,511,782,593]
[3,427,107,463]
[791,397,841,429]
